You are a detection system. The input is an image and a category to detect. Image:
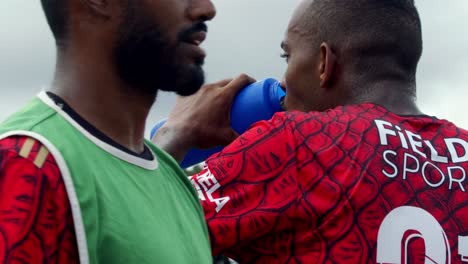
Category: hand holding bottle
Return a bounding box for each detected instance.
[152,75,256,163]
[152,76,286,168]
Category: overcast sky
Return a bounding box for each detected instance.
[0,0,467,137]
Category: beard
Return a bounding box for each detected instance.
[113,4,205,96]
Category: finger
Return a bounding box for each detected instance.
[223,74,256,99]
[194,79,233,93]
[214,78,234,87]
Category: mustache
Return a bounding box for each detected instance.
[178,22,208,42]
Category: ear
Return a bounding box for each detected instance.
[80,0,112,19]
[318,42,336,88]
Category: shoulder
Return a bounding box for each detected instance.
[0,94,58,132]
[285,104,382,124]
[0,135,61,182]
[0,136,79,263]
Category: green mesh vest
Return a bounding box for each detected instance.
[0,92,212,264]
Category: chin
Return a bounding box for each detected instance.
[166,64,205,96]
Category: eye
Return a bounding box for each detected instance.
[280,52,290,63]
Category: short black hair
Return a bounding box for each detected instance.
[302,0,422,88]
[41,0,68,46]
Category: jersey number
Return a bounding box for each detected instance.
[376,206,468,264]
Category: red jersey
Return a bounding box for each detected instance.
[191,103,468,263]
[0,136,79,263]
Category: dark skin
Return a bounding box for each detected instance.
[154,75,255,162]
[154,0,424,161]
[48,0,244,154]
[281,0,423,115]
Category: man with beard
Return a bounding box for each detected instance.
[0,0,252,263]
[155,0,468,263]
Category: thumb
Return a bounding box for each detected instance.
[214,78,234,87]
[224,74,256,100]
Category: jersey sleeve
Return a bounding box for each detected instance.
[190,113,300,257]
[0,136,79,263]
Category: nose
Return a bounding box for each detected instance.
[188,0,216,21]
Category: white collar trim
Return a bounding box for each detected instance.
[37,91,159,170]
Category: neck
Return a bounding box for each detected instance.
[49,49,156,153]
[346,80,423,116]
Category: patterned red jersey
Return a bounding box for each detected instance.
[191,103,468,263]
[0,136,79,263]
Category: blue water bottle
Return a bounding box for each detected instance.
[151,78,285,168]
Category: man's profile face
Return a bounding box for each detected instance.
[281,0,330,112]
[281,32,320,112]
[114,0,215,96]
